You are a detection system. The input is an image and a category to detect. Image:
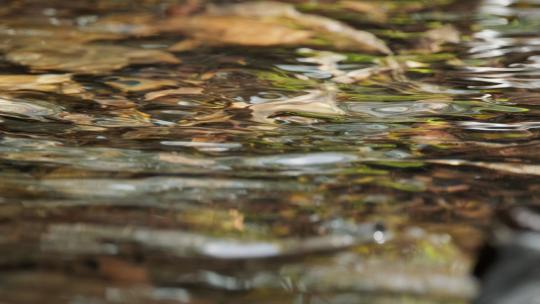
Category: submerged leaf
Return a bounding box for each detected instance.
[0,74,84,94]
[6,44,180,74]
[164,16,312,47]
[235,85,346,124]
[0,96,64,121]
[429,159,540,176]
[145,87,204,100]
[161,1,391,54]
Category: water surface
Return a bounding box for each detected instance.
[0,0,539,303]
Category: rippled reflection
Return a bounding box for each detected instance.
[0,0,539,303]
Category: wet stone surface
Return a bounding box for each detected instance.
[0,0,539,303]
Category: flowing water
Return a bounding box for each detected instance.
[0,0,539,303]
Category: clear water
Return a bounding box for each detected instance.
[0,0,539,303]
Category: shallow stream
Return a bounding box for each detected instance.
[0,0,539,303]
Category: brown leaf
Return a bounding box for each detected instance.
[160,1,391,54]
[6,44,180,74]
[145,87,204,100]
[429,159,540,176]
[234,85,345,124]
[161,15,312,47]
[0,74,85,95]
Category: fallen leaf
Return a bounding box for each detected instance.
[0,26,121,52]
[0,74,85,95]
[93,96,137,109]
[160,1,391,54]
[145,87,204,100]
[235,85,346,124]
[93,108,154,127]
[429,159,540,176]
[0,96,64,121]
[163,15,312,47]
[58,113,95,125]
[6,44,180,74]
